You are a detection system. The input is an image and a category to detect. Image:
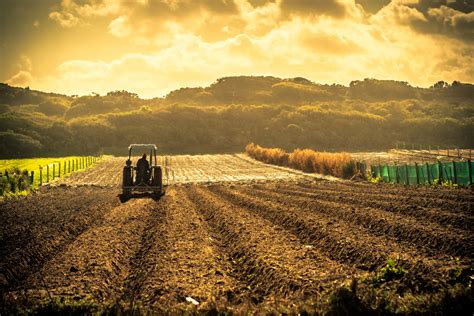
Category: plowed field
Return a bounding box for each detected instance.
[1,155,472,314]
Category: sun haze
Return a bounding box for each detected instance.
[1,0,473,98]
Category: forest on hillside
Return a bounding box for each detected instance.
[0,76,473,158]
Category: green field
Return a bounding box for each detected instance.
[0,156,99,187]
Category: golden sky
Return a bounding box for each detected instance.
[1,0,473,98]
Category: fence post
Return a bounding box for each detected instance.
[64,161,66,175]
[30,171,34,186]
[58,162,61,178]
[52,164,55,180]
[415,162,419,185]
[46,165,49,183]
[39,166,43,185]
[453,161,458,185]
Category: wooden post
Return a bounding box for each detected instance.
[52,164,55,180]
[39,166,43,185]
[30,171,34,186]
[46,165,49,183]
[58,162,61,178]
[64,161,66,175]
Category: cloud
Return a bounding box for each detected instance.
[377,0,474,40]
[49,11,82,28]
[280,0,348,18]
[18,55,32,72]
[108,15,131,37]
[354,0,390,13]
[22,0,472,97]
[247,0,275,8]
[6,71,34,87]
[49,0,121,28]
[427,5,474,38]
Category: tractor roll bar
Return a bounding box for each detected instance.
[128,144,158,166]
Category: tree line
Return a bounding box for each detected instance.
[0,76,472,158]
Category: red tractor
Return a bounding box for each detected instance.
[122,144,163,196]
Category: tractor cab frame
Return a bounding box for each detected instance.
[122,144,163,196]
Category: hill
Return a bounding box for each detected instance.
[0,77,473,158]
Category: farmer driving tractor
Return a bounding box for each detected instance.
[136,153,150,184]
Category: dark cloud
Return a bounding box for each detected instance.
[355,0,391,14]
[247,0,275,8]
[135,0,238,16]
[412,0,474,14]
[280,0,347,18]
[403,0,474,40]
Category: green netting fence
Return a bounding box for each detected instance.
[371,160,473,187]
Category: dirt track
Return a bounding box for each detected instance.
[1,155,473,313]
[53,154,334,187]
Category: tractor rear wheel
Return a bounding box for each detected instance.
[123,166,132,196]
[152,167,162,195]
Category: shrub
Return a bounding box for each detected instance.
[0,168,32,197]
[246,143,359,178]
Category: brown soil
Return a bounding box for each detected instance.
[1,156,472,314]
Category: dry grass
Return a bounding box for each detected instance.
[246,143,358,178]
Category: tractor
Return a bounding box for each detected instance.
[122,144,163,197]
